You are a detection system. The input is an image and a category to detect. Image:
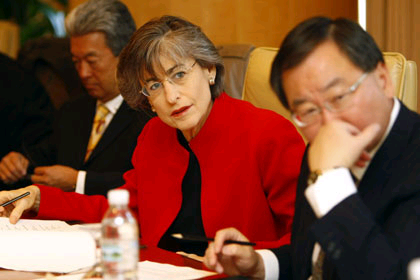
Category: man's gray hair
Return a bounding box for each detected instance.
[65,0,136,56]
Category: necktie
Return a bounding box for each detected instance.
[85,104,109,161]
[312,249,325,280]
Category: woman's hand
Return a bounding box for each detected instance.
[203,227,265,279]
[0,185,40,224]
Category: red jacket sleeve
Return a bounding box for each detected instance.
[36,185,109,223]
[255,114,305,248]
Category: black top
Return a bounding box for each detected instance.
[157,130,207,256]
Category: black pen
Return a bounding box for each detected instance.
[171,233,256,246]
[0,192,30,207]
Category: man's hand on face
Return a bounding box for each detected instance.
[31,165,78,191]
[308,120,381,171]
[0,152,29,184]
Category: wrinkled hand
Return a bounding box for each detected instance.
[0,185,40,224]
[203,228,265,279]
[308,120,381,171]
[0,152,29,184]
[32,165,78,191]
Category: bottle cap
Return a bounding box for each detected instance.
[408,258,420,280]
[107,189,129,205]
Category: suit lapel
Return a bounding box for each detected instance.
[358,102,416,214]
[84,101,133,164]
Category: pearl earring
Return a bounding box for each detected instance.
[209,77,215,85]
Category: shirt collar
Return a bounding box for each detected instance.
[351,97,400,180]
[97,94,123,115]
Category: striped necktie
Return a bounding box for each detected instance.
[312,249,325,280]
[85,104,109,161]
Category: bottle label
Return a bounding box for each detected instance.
[101,239,139,272]
[102,244,123,262]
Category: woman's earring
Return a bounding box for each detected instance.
[209,77,215,85]
[150,104,156,112]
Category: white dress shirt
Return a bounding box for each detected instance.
[259,98,400,280]
[75,94,124,194]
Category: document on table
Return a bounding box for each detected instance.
[36,261,218,280]
[0,217,75,231]
[0,217,96,273]
[139,261,217,279]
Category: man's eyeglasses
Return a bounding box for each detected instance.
[291,72,369,127]
[140,61,197,97]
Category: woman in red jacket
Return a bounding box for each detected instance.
[0,15,305,256]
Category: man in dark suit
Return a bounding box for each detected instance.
[204,17,420,279]
[0,0,151,196]
[0,53,54,180]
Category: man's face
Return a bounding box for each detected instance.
[282,40,394,150]
[71,32,119,102]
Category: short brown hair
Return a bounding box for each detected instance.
[117,15,225,110]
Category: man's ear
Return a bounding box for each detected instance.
[374,61,394,98]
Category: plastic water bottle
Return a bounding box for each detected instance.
[101,189,139,280]
[409,258,420,280]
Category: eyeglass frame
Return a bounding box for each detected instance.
[290,72,369,127]
[140,60,197,97]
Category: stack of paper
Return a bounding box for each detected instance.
[0,218,218,279]
[0,217,96,273]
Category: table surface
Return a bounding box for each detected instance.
[0,244,227,280]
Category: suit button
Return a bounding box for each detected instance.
[327,242,336,253]
[332,248,341,260]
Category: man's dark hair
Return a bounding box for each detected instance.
[270,17,384,109]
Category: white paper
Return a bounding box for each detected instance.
[138,261,217,279]
[0,217,75,232]
[35,261,217,280]
[71,223,102,240]
[0,218,96,273]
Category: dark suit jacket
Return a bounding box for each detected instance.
[273,101,420,280]
[0,53,54,159]
[29,95,151,196]
[0,53,55,191]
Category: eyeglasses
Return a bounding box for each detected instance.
[140,61,197,97]
[291,72,369,127]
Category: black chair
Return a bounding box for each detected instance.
[17,37,87,109]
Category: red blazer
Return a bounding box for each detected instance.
[37,93,305,249]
